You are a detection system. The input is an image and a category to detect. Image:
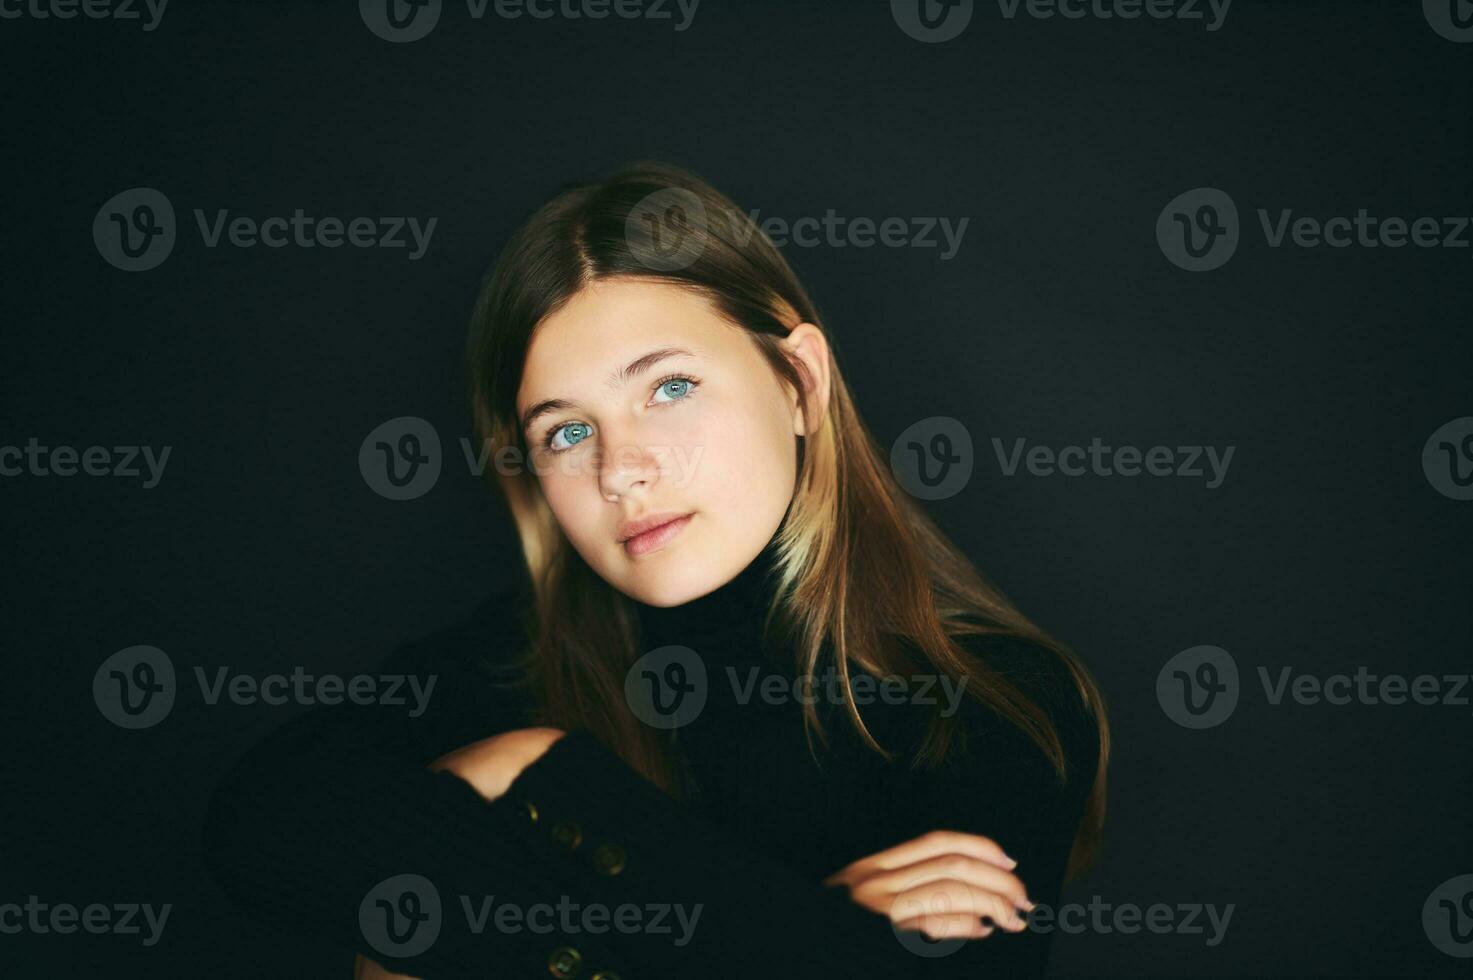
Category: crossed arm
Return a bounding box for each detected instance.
[353,725,1037,978]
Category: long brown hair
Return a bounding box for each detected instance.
[466,160,1109,878]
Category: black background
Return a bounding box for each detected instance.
[3,0,1471,975]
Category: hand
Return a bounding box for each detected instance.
[822,830,1035,941]
[429,726,567,802]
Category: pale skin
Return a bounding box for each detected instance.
[356,279,1030,976]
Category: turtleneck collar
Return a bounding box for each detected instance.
[629,527,786,671]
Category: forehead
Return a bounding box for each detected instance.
[517,279,738,404]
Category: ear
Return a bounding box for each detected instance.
[780,323,832,437]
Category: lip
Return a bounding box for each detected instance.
[620,512,693,558]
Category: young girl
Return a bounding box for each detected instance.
[204,161,1109,979]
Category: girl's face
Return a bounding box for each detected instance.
[516,278,828,607]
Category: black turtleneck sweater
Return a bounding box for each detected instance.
[202,535,1100,978]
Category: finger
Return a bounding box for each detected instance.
[851,829,1018,879]
[893,912,992,941]
[857,854,1032,910]
[823,830,1019,891]
[885,880,1029,933]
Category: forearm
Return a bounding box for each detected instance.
[488,730,1072,978]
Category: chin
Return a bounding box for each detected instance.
[612,553,723,608]
[619,572,707,608]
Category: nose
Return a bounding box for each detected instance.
[596,435,663,503]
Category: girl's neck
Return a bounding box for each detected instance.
[629,528,785,663]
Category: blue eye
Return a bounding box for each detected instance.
[547,421,592,452]
[653,377,693,403]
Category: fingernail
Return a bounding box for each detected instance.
[1004,854,1018,868]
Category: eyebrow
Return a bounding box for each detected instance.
[519,346,698,434]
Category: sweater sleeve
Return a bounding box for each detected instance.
[203,596,1100,979]
[201,588,645,978]
[491,633,1101,978]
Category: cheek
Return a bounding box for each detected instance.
[537,465,599,540]
[684,393,797,516]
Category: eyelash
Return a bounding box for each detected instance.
[540,373,701,454]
